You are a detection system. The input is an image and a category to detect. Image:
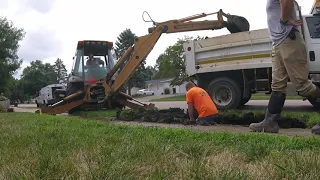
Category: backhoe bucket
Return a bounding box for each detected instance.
[226,15,250,33]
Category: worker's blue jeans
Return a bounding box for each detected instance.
[196,114,218,125]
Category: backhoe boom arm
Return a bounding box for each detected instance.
[104,9,249,96]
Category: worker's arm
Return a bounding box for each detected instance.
[187,103,196,121]
[280,0,294,20]
[280,0,302,26]
[186,92,196,121]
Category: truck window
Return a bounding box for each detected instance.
[74,49,83,76]
[306,16,320,38]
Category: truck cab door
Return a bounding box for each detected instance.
[303,14,320,73]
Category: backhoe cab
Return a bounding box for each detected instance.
[70,40,116,87]
[38,40,125,114]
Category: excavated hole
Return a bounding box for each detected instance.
[116,108,307,129]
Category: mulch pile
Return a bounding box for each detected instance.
[117,108,307,128]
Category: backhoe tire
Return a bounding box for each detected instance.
[66,83,82,114]
[66,83,79,96]
[207,77,242,110]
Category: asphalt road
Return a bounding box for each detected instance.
[15,99,316,112]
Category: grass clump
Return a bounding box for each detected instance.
[1,113,320,179]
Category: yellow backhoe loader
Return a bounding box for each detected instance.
[38,9,250,115]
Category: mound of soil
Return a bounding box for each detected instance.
[117,108,307,128]
[118,108,189,124]
[217,112,307,129]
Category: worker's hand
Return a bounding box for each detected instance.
[288,19,303,26]
[184,119,197,125]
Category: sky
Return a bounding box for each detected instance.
[0,0,314,79]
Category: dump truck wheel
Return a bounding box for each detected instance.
[207,77,242,110]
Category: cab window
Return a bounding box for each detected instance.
[73,49,84,77]
[306,16,320,38]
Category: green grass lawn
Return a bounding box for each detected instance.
[151,93,302,102]
[1,112,320,179]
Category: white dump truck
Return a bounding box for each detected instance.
[183,1,320,110]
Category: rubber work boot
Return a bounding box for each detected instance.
[249,109,280,133]
[249,91,286,133]
[311,123,320,135]
[309,86,320,102]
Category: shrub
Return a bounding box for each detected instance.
[0,104,6,113]
[164,88,170,94]
[0,93,7,101]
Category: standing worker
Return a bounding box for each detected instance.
[185,82,218,125]
[249,0,320,134]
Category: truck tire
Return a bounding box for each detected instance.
[207,77,242,110]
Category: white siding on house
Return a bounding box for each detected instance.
[148,84,164,96]
[127,87,140,95]
[144,79,198,96]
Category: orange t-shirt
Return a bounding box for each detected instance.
[186,87,218,118]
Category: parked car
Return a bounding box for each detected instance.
[136,89,154,96]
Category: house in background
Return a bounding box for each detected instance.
[125,87,140,95]
[144,78,195,96]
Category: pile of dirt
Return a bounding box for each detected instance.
[118,108,189,124]
[217,112,307,129]
[117,108,307,128]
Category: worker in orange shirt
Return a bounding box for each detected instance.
[185,82,219,125]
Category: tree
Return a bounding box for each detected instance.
[154,53,165,79]
[20,60,56,97]
[0,16,25,93]
[53,58,68,83]
[4,77,25,102]
[114,29,137,58]
[114,28,148,95]
[155,36,203,86]
[145,66,157,80]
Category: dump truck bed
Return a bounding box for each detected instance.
[184,28,273,76]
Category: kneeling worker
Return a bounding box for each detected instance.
[185,82,218,125]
